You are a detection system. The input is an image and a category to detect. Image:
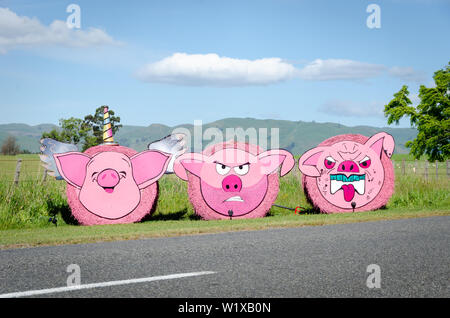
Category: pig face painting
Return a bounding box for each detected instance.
[298,133,395,213]
[174,141,294,220]
[54,145,171,224]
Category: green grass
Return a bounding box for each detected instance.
[0,154,449,249]
[1,208,449,249]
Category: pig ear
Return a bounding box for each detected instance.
[53,152,91,188]
[298,147,327,177]
[130,150,171,189]
[173,153,205,181]
[365,132,396,158]
[258,149,295,176]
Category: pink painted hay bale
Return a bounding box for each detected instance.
[66,145,158,225]
[301,134,395,213]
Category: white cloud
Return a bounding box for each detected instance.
[388,66,426,83]
[298,59,386,81]
[0,7,120,54]
[135,53,297,86]
[319,100,384,118]
[136,53,427,87]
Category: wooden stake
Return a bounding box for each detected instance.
[447,160,449,178]
[14,159,22,185]
[42,168,48,182]
[435,160,438,180]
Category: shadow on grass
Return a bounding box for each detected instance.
[45,199,78,225]
[148,209,199,221]
[268,204,320,216]
[299,207,321,215]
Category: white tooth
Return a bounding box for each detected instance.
[330,180,343,194]
[225,196,244,202]
[353,179,365,195]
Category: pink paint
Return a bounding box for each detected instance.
[174,141,294,220]
[97,169,120,190]
[55,145,170,225]
[222,174,242,192]
[298,132,395,213]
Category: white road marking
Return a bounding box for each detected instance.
[0,271,215,298]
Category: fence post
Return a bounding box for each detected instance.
[401,159,405,175]
[435,160,438,180]
[424,161,428,181]
[447,160,449,178]
[414,159,418,174]
[42,168,48,182]
[14,159,22,185]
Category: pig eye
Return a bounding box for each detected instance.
[324,156,336,169]
[234,163,249,175]
[359,156,371,169]
[119,171,126,179]
[91,172,98,182]
[216,163,231,175]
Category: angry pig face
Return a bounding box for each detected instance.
[173,141,294,220]
[298,133,395,212]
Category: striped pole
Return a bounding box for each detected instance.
[102,106,116,145]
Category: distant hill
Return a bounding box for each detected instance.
[0,118,417,155]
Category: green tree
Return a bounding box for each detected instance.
[82,106,122,151]
[41,106,122,151]
[384,62,450,161]
[1,136,20,155]
[42,117,90,145]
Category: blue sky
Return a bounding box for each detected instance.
[0,0,449,128]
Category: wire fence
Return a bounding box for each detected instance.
[0,159,50,184]
[0,158,449,184]
[394,159,449,181]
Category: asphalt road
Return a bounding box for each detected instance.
[0,216,449,298]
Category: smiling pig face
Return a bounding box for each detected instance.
[298,133,395,213]
[173,141,294,220]
[54,145,170,224]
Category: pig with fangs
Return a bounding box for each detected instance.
[298,132,395,213]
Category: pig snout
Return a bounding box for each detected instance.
[97,169,120,189]
[337,160,360,173]
[222,175,242,192]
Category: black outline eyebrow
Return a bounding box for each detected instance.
[214,161,250,168]
[122,158,130,167]
[213,161,229,167]
[87,159,95,167]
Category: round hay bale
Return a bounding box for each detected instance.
[66,145,158,225]
[300,134,395,213]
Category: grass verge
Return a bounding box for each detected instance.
[1,208,449,249]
